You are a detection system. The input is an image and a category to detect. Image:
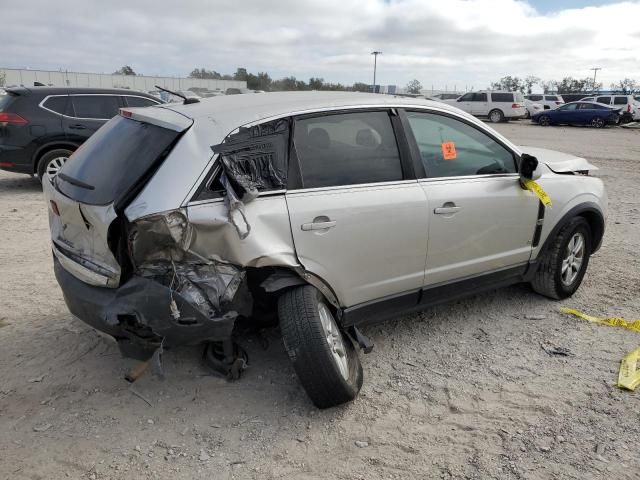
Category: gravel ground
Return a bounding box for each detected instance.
[1,122,639,480]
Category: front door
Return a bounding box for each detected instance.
[402,110,539,286]
[286,110,429,307]
[470,92,489,115]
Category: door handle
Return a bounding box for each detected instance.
[68,124,87,130]
[301,220,336,231]
[434,203,462,215]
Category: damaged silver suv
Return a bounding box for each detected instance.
[44,92,607,408]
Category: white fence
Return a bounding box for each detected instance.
[0,68,246,92]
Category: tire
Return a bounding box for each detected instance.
[531,217,592,300]
[590,117,605,129]
[620,113,633,125]
[538,115,551,126]
[489,109,504,123]
[278,285,363,409]
[37,148,74,183]
[524,110,531,119]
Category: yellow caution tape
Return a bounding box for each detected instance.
[560,307,640,333]
[523,180,552,207]
[618,348,640,391]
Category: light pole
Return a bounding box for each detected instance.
[371,51,382,93]
[590,67,602,92]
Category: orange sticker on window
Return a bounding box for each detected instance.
[441,142,457,160]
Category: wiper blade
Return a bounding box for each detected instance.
[57,173,95,190]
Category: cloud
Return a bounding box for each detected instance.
[1,0,639,89]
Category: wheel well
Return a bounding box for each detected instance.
[33,143,78,173]
[578,210,605,253]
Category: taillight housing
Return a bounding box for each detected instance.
[512,103,522,108]
[628,104,632,112]
[0,112,28,125]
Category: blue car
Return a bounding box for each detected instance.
[531,101,621,128]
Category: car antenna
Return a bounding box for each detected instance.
[154,85,200,105]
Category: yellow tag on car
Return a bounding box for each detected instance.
[523,180,552,207]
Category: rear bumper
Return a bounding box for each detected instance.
[0,145,32,174]
[54,256,237,359]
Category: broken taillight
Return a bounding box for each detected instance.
[0,112,28,125]
[50,200,60,216]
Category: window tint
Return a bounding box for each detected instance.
[56,117,179,205]
[491,93,514,102]
[472,93,488,102]
[545,96,558,101]
[458,93,474,101]
[42,96,68,115]
[613,96,628,105]
[125,96,157,108]
[405,111,516,178]
[528,95,543,101]
[596,96,611,104]
[294,111,403,189]
[70,95,120,119]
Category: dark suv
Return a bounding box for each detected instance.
[0,87,161,181]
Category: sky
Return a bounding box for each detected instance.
[2,0,639,91]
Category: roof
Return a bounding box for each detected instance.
[5,86,155,97]
[156,90,462,134]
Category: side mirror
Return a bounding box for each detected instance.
[519,154,541,181]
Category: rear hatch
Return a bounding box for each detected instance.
[43,109,192,287]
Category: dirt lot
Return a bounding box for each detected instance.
[1,122,639,480]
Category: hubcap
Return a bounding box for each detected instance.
[45,156,68,180]
[318,302,349,380]
[561,233,585,286]
[490,111,501,122]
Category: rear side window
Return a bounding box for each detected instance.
[545,96,558,101]
[56,116,180,205]
[491,93,513,102]
[70,95,121,119]
[613,97,628,105]
[596,96,611,104]
[0,93,17,111]
[405,111,516,178]
[125,96,158,108]
[42,96,68,115]
[528,95,543,101]
[578,103,595,110]
[293,111,403,189]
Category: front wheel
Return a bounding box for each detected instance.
[590,117,605,129]
[37,148,73,183]
[531,217,592,299]
[538,115,551,126]
[278,286,363,409]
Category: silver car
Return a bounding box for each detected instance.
[43,92,607,408]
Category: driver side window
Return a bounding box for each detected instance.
[405,111,516,178]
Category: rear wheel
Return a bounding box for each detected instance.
[590,117,605,129]
[37,148,73,183]
[489,109,504,123]
[278,285,363,409]
[538,115,551,126]
[531,217,592,299]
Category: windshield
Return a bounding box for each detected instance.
[56,116,180,205]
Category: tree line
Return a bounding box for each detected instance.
[490,75,639,94]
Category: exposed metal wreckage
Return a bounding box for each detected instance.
[120,119,298,378]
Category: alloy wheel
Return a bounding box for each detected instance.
[561,232,585,286]
[45,156,68,180]
[317,302,349,380]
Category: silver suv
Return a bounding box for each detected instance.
[44,92,607,408]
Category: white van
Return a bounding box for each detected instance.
[444,91,527,123]
[524,94,564,110]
